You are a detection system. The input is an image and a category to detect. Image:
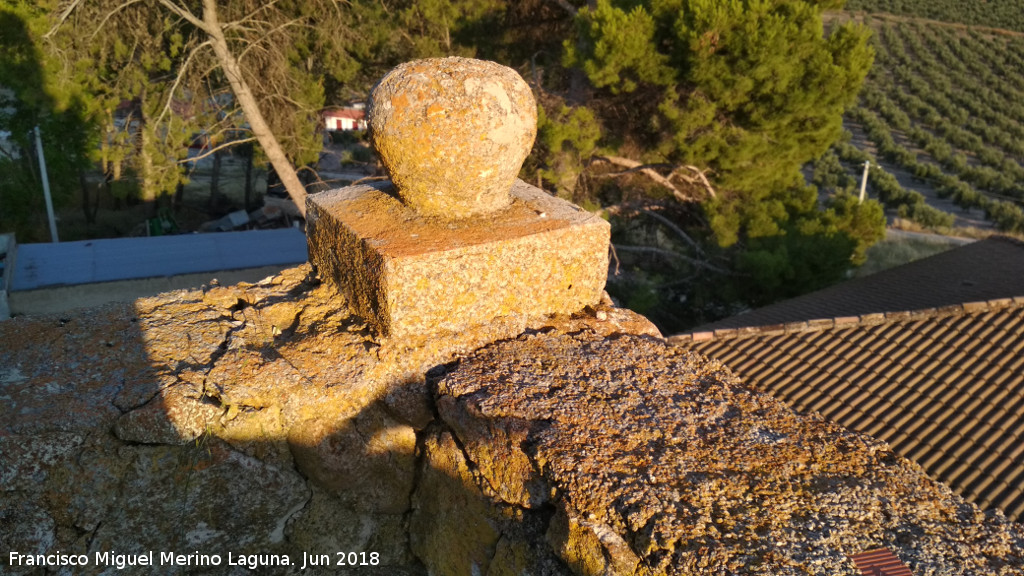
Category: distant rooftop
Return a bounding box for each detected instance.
[10,228,307,292]
[692,236,1024,333]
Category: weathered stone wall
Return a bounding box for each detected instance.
[2,265,1022,575]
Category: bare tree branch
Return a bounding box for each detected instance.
[0,142,19,163]
[155,40,212,127]
[639,208,705,256]
[609,243,620,276]
[679,165,717,199]
[199,0,308,215]
[86,0,145,40]
[43,0,85,38]
[178,137,257,164]
[547,0,578,16]
[593,155,717,201]
[236,17,307,62]
[157,0,208,31]
[593,155,697,203]
[222,0,283,31]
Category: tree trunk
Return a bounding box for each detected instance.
[200,0,307,217]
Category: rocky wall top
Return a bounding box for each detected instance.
[1,264,1021,575]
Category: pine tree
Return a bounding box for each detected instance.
[566,0,875,243]
[0,3,95,240]
[392,0,506,58]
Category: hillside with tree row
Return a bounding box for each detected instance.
[818,14,1024,235]
[845,0,1024,33]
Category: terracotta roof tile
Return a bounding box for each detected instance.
[860,415,892,438]
[678,297,1024,521]
[690,237,1024,333]
[849,547,913,576]
[993,486,1024,511]
[670,236,1024,518]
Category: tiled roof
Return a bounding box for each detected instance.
[694,236,1024,332]
[322,107,365,120]
[671,298,1024,521]
[850,548,913,576]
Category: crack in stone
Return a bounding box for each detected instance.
[271,482,312,545]
[85,520,103,552]
[199,315,250,398]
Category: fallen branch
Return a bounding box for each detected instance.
[594,155,693,203]
[609,243,620,276]
[177,137,256,164]
[352,175,390,186]
[44,0,85,38]
[676,165,717,199]
[592,155,717,202]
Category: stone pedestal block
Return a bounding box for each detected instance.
[306,179,610,339]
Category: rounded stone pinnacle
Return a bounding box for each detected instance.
[367,57,537,219]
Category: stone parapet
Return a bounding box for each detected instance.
[307,179,609,339]
[1,267,1020,576]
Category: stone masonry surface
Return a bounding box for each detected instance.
[307,179,610,339]
[0,265,656,576]
[314,57,602,341]
[430,330,1024,575]
[1,264,1021,575]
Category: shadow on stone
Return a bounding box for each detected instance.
[4,263,1024,575]
[0,256,664,575]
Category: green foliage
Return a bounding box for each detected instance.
[572,0,873,182]
[736,228,856,305]
[605,191,883,332]
[712,188,883,305]
[812,149,858,193]
[554,1,887,330]
[0,5,96,240]
[393,0,506,58]
[565,2,669,93]
[821,191,887,263]
[532,102,602,199]
[986,200,1024,234]
[567,0,874,246]
[19,0,391,208]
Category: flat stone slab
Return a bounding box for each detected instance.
[307,179,610,338]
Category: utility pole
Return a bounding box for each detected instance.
[33,126,59,243]
[858,160,870,204]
